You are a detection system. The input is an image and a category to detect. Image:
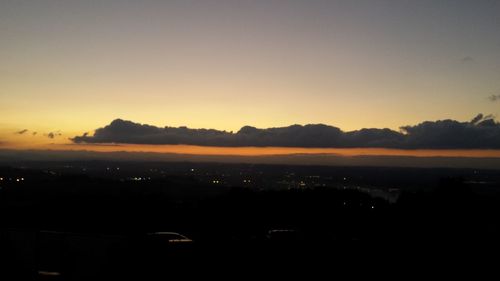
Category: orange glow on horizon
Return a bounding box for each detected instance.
[2,143,500,158]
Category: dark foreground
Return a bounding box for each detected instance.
[2,228,499,280]
[1,163,500,278]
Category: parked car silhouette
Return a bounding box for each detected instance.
[266,229,300,242]
[146,232,193,244]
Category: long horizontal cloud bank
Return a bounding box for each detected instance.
[71,114,500,149]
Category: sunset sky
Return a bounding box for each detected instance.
[1,0,500,158]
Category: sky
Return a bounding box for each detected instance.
[1,0,500,157]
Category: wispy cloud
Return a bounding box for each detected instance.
[489,94,500,102]
[460,56,474,64]
[460,56,475,64]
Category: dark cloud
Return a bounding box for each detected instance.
[470,113,484,125]
[469,113,495,125]
[71,115,500,149]
[399,114,500,149]
[14,129,39,137]
[489,94,500,102]
[46,131,62,139]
